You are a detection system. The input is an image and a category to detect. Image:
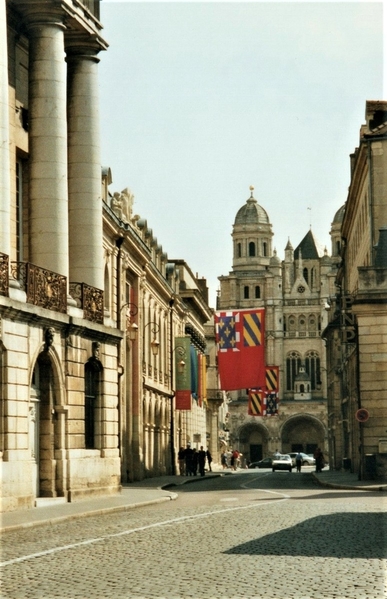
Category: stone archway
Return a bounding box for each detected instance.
[31,349,64,500]
[280,414,326,455]
[236,421,271,465]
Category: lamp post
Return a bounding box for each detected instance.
[143,321,160,357]
[121,302,139,341]
[170,342,188,476]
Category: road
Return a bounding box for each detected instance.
[2,470,386,599]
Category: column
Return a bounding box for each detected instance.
[27,14,69,278]
[0,0,11,256]
[66,40,104,291]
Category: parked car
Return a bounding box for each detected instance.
[288,452,315,466]
[248,457,273,469]
[272,454,292,472]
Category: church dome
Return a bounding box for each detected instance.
[332,204,345,224]
[234,186,270,226]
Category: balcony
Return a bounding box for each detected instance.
[69,282,104,324]
[11,262,67,313]
[0,253,9,297]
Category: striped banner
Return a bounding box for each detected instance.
[265,366,279,393]
[248,389,264,416]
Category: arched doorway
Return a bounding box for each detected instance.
[280,414,326,455]
[30,351,63,500]
[236,422,270,465]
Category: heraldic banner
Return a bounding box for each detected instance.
[215,309,265,391]
[175,336,191,410]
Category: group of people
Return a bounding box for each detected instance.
[220,449,240,470]
[178,444,212,476]
[295,447,325,472]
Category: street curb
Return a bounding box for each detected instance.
[1,495,177,534]
[311,472,387,492]
[161,472,227,490]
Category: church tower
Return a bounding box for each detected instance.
[217,187,336,464]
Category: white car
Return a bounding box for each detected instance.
[272,454,292,472]
[288,452,315,466]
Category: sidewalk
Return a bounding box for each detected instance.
[2,468,385,533]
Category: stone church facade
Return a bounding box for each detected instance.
[217,187,339,464]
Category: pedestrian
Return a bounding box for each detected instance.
[221,451,228,469]
[192,448,198,475]
[314,447,324,473]
[206,448,213,472]
[198,446,206,476]
[295,452,302,473]
[232,449,239,471]
[178,446,186,476]
[184,443,194,476]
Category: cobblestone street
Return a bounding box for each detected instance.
[2,473,386,599]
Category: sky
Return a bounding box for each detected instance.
[99,1,385,307]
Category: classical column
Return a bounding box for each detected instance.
[27,13,69,278]
[0,0,11,256]
[66,40,104,291]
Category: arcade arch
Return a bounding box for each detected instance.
[235,421,270,464]
[280,414,326,455]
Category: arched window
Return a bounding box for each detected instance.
[298,314,306,332]
[237,243,242,258]
[305,350,320,390]
[263,242,267,257]
[303,267,308,285]
[255,285,260,299]
[286,351,301,391]
[248,242,256,257]
[308,314,317,331]
[244,286,249,299]
[288,315,297,332]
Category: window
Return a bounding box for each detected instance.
[286,351,301,391]
[237,243,241,258]
[84,346,103,449]
[248,242,255,257]
[303,267,308,285]
[305,351,320,390]
[263,242,267,257]
[244,286,249,299]
[16,160,23,262]
[255,285,260,299]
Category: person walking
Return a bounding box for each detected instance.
[206,448,213,472]
[184,443,194,476]
[192,448,198,476]
[198,446,206,476]
[295,452,303,473]
[314,447,324,473]
[221,451,228,469]
[178,446,186,476]
[232,449,239,471]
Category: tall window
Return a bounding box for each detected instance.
[255,285,260,299]
[286,351,301,391]
[248,242,255,257]
[237,243,241,258]
[262,242,267,257]
[16,160,23,262]
[303,267,308,285]
[244,286,249,299]
[84,349,102,449]
[305,351,320,390]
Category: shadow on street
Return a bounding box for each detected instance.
[224,512,387,558]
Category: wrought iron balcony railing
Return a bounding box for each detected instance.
[69,282,104,324]
[0,253,9,297]
[11,261,67,313]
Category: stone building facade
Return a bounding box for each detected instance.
[323,100,387,479]
[103,184,213,481]
[217,187,339,464]
[1,0,214,512]
[1,0,123,512]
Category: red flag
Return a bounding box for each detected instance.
[175,390,191,410]
[215,309,265,391]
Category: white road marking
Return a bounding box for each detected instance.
[1,486,289,568]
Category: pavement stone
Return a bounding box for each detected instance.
[1,467,385,534]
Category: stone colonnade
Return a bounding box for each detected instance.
[4,6,105,290]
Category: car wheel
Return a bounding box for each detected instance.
[272,468,275,472]
[289,468,292,472]
[303,460,308,465]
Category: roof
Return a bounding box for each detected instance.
[234,188,270,226]
[294,230,321,260]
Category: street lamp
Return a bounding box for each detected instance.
[120,302,138,341]
[143,321,160,356]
